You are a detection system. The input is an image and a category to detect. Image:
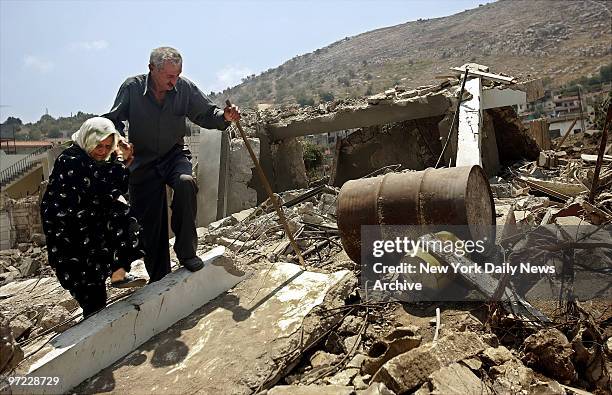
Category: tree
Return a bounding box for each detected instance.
[28,129,42,140]
[39,114,55,122]
[600,64,612,83]
[337,76,350,87]
[302,142,324,171]
[319,91,335,102]
[47,127,61,138]
[3,116,22,125]
[295,88,314,107]
[593,92,611,130]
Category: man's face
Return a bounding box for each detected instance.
[149,61,182,91]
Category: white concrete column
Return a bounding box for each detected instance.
[456,77,483,167]
[196,130,223,227]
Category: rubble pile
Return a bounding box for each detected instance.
[0,238,142,370]
[2,149,610,393]
[195,185,347,273]
[0,237,50,287]
[1,69,609,394]
[552,130,608,159]
[488,139,612,222]
[190,161,610,393]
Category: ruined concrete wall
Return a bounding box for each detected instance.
[488,107,540,162]
[227,138,259,215]
[270,138,308,192]
[252,133,308,205]
[254,133,274,204]
[331,116,444,187]
[0,192,41,249]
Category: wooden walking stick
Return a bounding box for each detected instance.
[225,100,306,267]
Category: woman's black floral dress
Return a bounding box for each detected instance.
[40,144,144,314]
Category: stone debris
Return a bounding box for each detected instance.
[424,362,491,395]
[372,331,487,393]
[264,384,355,395]
[480,346,515,366]
[0,313,23,375]
[522,328,577,383]
[8,314,33,340]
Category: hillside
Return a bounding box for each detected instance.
[0,112,96,141]
[212,0,612,108]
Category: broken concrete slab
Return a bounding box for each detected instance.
[266,384,354,395]
[529,380,566,395]
[0,313,23,375]
[372,331,487,393]
[310,351,341,368]
[362,334,422,376]
[9,314,33,339]
[358,382,395,395]
[480,346,514,366]
[427,362,491,394]
[489,358,536,393]
[462,357,483,371]
[12,247,243,395]
[326,366,360,386]
[75,263,355,394]
[522,328,577,383]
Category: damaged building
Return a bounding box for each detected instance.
[1,64,611,395]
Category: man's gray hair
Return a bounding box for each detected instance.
[149,47,182,69]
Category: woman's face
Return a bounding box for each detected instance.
[89,135,114,161]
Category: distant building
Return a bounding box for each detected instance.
[5,141,54,155]
[548,114,585,138]
[552,94,582,116]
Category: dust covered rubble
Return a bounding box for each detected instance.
[1,103,610,393]
[195,183,610,394]
[0,235,50,287]
[195,185,348,274]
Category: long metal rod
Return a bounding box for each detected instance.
[225,100,306,267]
[435,68,469,168]
[554,118,578,150]
[589,103,612,203]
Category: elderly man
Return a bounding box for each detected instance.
[104,46,240,282]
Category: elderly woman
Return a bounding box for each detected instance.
[40,117,146,318]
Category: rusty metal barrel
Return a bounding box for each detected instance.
[337,165,496,263]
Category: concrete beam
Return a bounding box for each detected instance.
[456,78,483,167]
[266,93,451,141]
[13,246,243,395]
[482,88,526,110]
[75,263,355,394]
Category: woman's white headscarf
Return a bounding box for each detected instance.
[71,117,120,161]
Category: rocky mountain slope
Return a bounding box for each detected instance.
[212,0,611,108]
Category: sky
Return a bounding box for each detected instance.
[0,0,495,123]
